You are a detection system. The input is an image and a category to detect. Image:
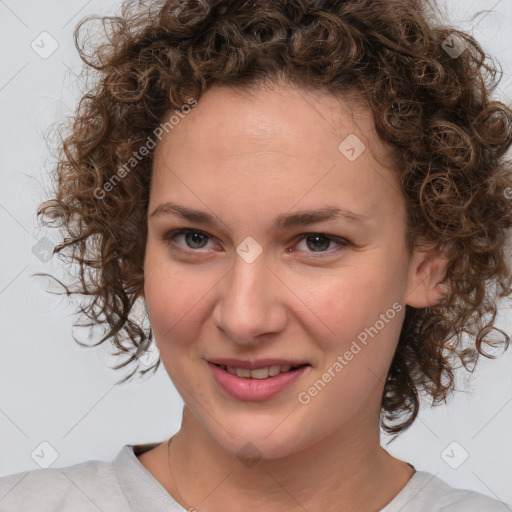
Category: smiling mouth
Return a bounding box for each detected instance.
[212,363,309,380]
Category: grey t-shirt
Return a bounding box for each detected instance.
[0,442,510,511]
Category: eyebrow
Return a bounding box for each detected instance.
[149,201,370,232]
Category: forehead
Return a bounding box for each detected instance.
[150,84,404,227]
[155,84,386,160]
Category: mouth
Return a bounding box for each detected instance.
[211,362,310,380]
[207,360,312,401]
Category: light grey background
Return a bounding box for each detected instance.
[1,0,512,505]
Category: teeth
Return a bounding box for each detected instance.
[268,365,281,377]
[223,364,302,379]
[235,367,251,378]
[250,367,269,379]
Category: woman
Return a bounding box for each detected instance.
[1,0,511,510]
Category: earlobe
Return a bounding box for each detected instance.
[405,247,450,308]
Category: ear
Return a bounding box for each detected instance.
[405,244,450,308]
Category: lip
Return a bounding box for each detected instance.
[207,357,309,370]
[208,361,311,401]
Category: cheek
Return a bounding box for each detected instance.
[314,266,398,329]
[295,266,406,418]
[305,258,406,366]
[143,247,216,354]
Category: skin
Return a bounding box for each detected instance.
[139,81,449,511]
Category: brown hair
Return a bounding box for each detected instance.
[37,0,512,436]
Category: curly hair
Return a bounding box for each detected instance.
[36,0,512,436]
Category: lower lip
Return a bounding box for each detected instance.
[208,362,310,401]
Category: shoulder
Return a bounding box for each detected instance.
[0,450,129,512]
[384,470,512,512]
[438,489,512,511]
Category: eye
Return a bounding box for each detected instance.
[291,233,349,257]
[163,228,217,252]
[162,228,349,257]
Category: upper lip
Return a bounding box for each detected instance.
[207,358,310,370]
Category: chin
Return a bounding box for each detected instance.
[205,417,309,462]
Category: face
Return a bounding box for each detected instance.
[143,83,428,459]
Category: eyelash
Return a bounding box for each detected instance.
[162,228,350,258]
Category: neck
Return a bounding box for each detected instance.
[163,407,414,512]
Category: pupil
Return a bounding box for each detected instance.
[187,232,207,248]
[307,235,329,251]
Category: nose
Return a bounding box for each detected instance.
[211,251,288,347]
